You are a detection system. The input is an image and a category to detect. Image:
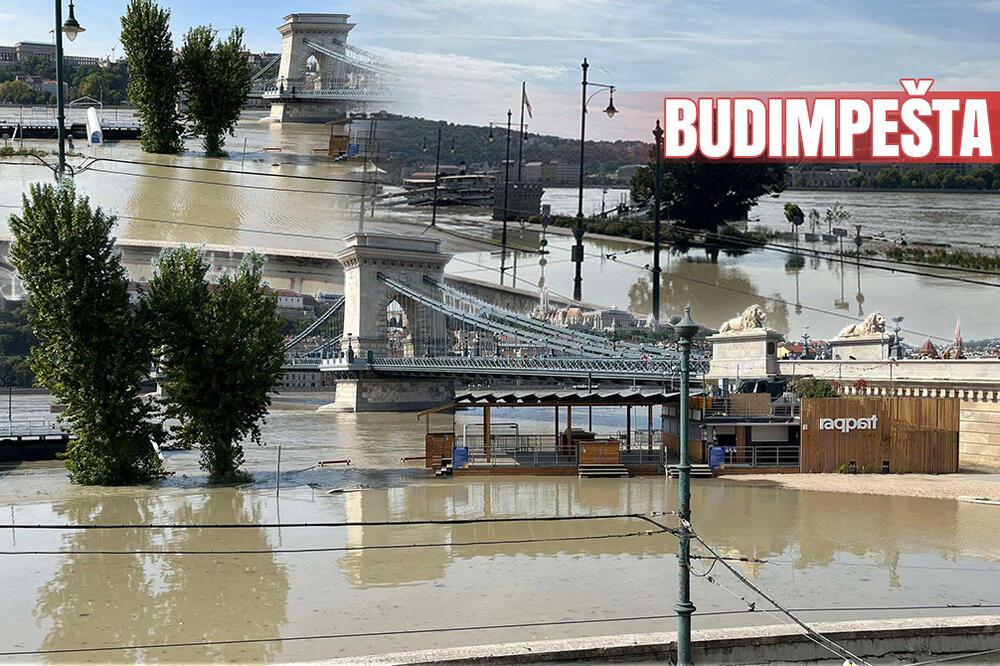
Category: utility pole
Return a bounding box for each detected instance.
[672,305,699,666]
[651,120,664,323]
[574,58,589,302]
[501,109,512,284]
[517,81,526,181]
[431,125,442,227]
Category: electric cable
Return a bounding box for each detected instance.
[0,511,673,530]
[0,528,668,556]
[681,520,872,666]
[78,155,374,185]
[667,223,1000,287]
[1,603,996,658]
[83,166,366,198]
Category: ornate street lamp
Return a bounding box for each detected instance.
[55,0,85,179]
[573,58,616,301]
[671,304,699,666]
[651,120,664,323]
[422,128,443,226]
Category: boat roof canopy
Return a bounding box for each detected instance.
[418,388,703,418]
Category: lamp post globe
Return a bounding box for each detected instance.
[62,1,85,40]
[673,304,699,342]
[603,90,617,118]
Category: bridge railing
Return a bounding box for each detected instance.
[0,420,68,437]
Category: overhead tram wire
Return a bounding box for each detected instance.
[667,222,1000,287]
[81,166,368,199]
[0,179,960,342]
[75,155,375,186]
[0,511,675,530]
[0,527,671,556]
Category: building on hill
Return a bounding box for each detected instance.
[12,41,99,68]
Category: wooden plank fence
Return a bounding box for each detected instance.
[800,397,958,474]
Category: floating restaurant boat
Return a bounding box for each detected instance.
[402,173,495,207]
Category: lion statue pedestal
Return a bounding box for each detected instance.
[707,305,785,380]
[829,312,894,360]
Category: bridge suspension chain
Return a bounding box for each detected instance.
[378,273,599,357]
[424,277,677,359]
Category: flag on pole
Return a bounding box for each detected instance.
[523,86,533,118]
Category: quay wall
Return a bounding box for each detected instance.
[315,614,1000,665]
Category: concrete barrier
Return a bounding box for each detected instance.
[309,614,1000,665]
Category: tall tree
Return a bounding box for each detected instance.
[178,26,254,157]
[631,162,787,232]
[8,183,162,484]
[120,0,183,153]
[147,247,284,482]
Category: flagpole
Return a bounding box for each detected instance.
[518,81,526,182]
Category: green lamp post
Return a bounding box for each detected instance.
[672,304,699,665]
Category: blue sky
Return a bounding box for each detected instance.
[4,0,1000,139]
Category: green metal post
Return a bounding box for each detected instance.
[673,304,699,665]
[54,0,67,179]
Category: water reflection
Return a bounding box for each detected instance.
[33,492,289,664]
[627,260,790,333]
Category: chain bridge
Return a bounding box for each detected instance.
[282,233,706,412]
[252,14,394,122]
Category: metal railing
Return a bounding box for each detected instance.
[722,444,800,468]
[349,355,712,380]
[0,421,68,437]
[704,398,800,419]
[454,433,666,468]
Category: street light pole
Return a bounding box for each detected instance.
[652,120,664,323]
[517,81,526,182]
[54,0,67,179]
[574,58,589,302]
[431,125,442,227]
[54,0,84,180]
[672,305,699,666]
[498,110,513,286]
[573,58,616,302]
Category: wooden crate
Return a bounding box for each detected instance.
[577,440,620,465]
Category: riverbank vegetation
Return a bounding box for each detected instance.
[0,58,129,105]
[8,182,284,485]
[884,245,1000,271]
[848,165,1000,190]
[630,162,787,232]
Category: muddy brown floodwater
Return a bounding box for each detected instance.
[1,394,999,663]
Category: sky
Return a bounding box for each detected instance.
[4,0,1000,140]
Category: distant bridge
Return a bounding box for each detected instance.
[254,14,395,122]
[280,233,704,410]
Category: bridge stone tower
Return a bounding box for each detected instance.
[326,233,454,412]
[269,13,356,123]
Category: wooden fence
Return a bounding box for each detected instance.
[800,397,959,474]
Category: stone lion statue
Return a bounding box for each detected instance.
[718,304,767,334]
[837,312,886,338]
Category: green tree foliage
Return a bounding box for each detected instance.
[8,183,162,484]
[783,203,804,226]
[147,247,284,482]
[0,304,40,387]
[0,80,53,105]
[120,0,183,153]
[791,377,840,398]
[631,162,786,232]
[178,26,254,156]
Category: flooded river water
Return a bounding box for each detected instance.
[2,395,1000,663]
[2,120,1000,661]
